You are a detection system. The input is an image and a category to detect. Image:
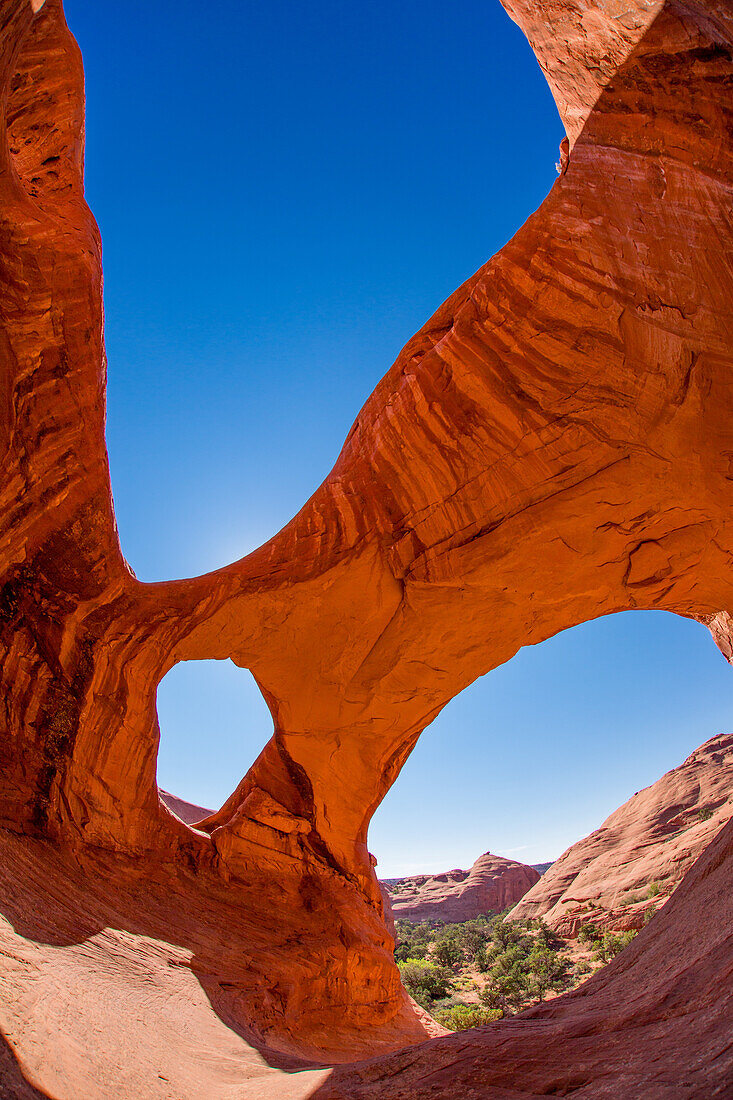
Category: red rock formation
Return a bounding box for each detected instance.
[1,0,732,1094]
[387,852,540,922]
[159,790,213,826]
[510,732,733,933]
[316,816,733,1099]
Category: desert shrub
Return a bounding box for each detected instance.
[430,994,465,1014]
[479,970,528,1012]
[395,940,427,962]
[592,930,637,964]
[398,958,451,1006]
[646,881,662,898]
[397,913,582,1019]
[532,919,560,950]
[478,922,574,1010]
[432,931,464,970]
[696,806,713,822]
[577,923,600,945]
[435,1003,503,1031]
[474,945,491,972]
[455,916,495,962]
[394,919,432,963]
[493,920,521,949]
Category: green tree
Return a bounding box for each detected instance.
[493,921,517,949]
[479,969,527,1012]
[432,935,464,970]
[397,958,451,1007]
[526,945,568,1002]
[475,945,490,972]
[455,918,493,963]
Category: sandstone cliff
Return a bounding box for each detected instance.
[386,852,540,922]
[509,732,733,934]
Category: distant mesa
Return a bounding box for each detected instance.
[384,851,540,922]
[159,790,213,826]
[510,733,733,935]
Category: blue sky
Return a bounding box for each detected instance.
[66,1,732,877]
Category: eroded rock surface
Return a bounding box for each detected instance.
[509,732,733,933]
[316,814,733,1099]
[159,790,213,826]
[0,0,732,1095]
[386,852,540,922]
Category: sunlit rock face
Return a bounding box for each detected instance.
[158,790,213,826]
[0,0,732,1095]
[509,732,733,933]
[501,0,666,145]
[386,853,540,922]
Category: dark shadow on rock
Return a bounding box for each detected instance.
[0,1031,51,1100]
[0,827,327,1076]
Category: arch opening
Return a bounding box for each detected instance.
[155,658,274,824]
[372,609,732,879]
[77,0,564,585]
[372,610,733,1022]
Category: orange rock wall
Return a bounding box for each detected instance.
[0,0,732,1088]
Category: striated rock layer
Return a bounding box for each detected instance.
[510,732,733,934]
[0,0,732,1095]
[159,790,213,827]
[386,852,540,923]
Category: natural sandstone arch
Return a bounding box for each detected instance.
[1,0,732,1093]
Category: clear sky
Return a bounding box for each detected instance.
[65,1,732,878]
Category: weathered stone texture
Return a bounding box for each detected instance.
[509,731,733,933]
[0,0,732,1095]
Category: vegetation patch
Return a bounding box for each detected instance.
[395,913,638,1029]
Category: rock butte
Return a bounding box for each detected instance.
[0,0,732,1096]
[510,731,733,934]
[386,852,540,923]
